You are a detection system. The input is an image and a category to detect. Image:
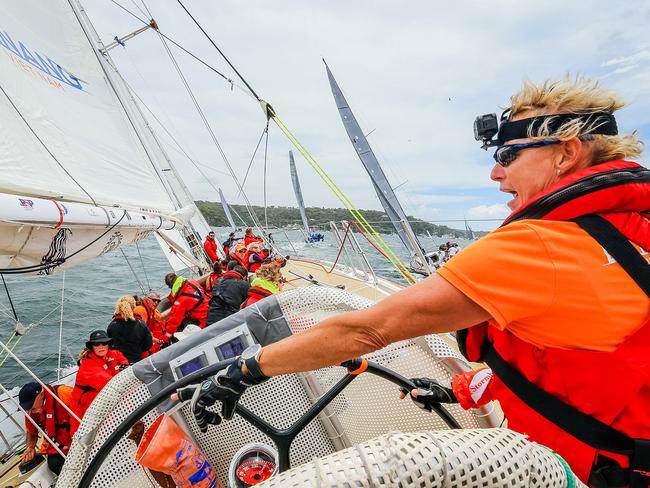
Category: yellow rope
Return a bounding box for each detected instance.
[0,332,21,368]
[268,107,416,284]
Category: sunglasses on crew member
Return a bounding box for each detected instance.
[493,139,562,167]
[92,341,111,347]
[237,249,246,254]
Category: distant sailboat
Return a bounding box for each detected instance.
[464,218,476,240]
[219,187,237,231]
[324,60,431,274]
[289,150,323,243]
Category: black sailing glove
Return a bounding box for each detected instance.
[176,361,255,433]
[400,377,458,412]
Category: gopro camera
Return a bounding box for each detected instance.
[473,113,499,150]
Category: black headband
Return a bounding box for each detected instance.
[497,112,618,145]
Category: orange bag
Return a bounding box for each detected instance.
[135,414,221,488]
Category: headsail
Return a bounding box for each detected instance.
[0,0,212,274]
[324,61,430,273]
[289,150,311,236]
[219,188,237,230]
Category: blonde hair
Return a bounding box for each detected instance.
[255,263,283,285]
[79,347,91,361]
[509,76,643,165]
[115,295,136,320]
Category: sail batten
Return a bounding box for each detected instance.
[289,150,311,236]
[324,61,425,261]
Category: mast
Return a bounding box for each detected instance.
[289,150,311,236]
[69,0,215,271]
[324,60,430,272]
[219,188,237,230]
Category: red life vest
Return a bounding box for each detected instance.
[241,285,273,309]
[27,385,73,455]
[457,161,650,484]
[166,279,208,336]
[231,251,248,269]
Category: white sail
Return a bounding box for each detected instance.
[0,1,172,211]
[0,0,213,274]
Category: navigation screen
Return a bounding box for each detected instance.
[218,336,245,359]
[177,355,206,377]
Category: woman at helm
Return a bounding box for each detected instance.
[177,77,650,486]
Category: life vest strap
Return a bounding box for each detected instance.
[482,215,650,485]
[572,215,650,296]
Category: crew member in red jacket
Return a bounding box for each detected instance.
[230,242,248,269]
[70,330,128,437]
[243,227,263,247]
[164,272,209,339]
[19,382,74,475]
[203,231,218,263]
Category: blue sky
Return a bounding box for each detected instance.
[83,1,650,231]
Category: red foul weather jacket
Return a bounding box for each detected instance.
[69,349,128,437]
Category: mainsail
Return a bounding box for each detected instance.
[0,0,212,274]
[324,61,430,273]
[219,188,237,230]
[289,150,311,236]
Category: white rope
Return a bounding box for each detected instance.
[57,271,65,381]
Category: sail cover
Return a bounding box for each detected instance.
[219,188,236,230]
[289,150,310,235]
[324,62,421,257]
[0,0,174,212]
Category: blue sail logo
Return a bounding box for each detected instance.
[0,30,83,90]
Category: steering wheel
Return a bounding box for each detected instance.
[79,357,461,487]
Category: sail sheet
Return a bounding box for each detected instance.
[324,62,422,257]
[289,150,310,235]
[219,188,236,230]
[0,0,174,212]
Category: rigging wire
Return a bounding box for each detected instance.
[135,240,152,292]
[168,1,414,280]
[57,271,65,381]
[151,19,268,239]
[121,78,231,179]
[237,123,269,198]
[175,0,262,102]
[109,0,254,99]
[121,249,147,295]
[1,276,18,322]
[268,109,416,284]
[263,122,270,229]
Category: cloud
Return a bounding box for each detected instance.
[602,49,650,67]
[466,204,510,220]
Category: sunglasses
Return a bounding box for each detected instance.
[237,250,246,254]
[92,342,111,347]
[493,139,561,167]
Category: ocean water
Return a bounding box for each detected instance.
[0,227,470,389]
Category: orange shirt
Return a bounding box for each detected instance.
[133,305,148,324]
[438,220,649,351]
